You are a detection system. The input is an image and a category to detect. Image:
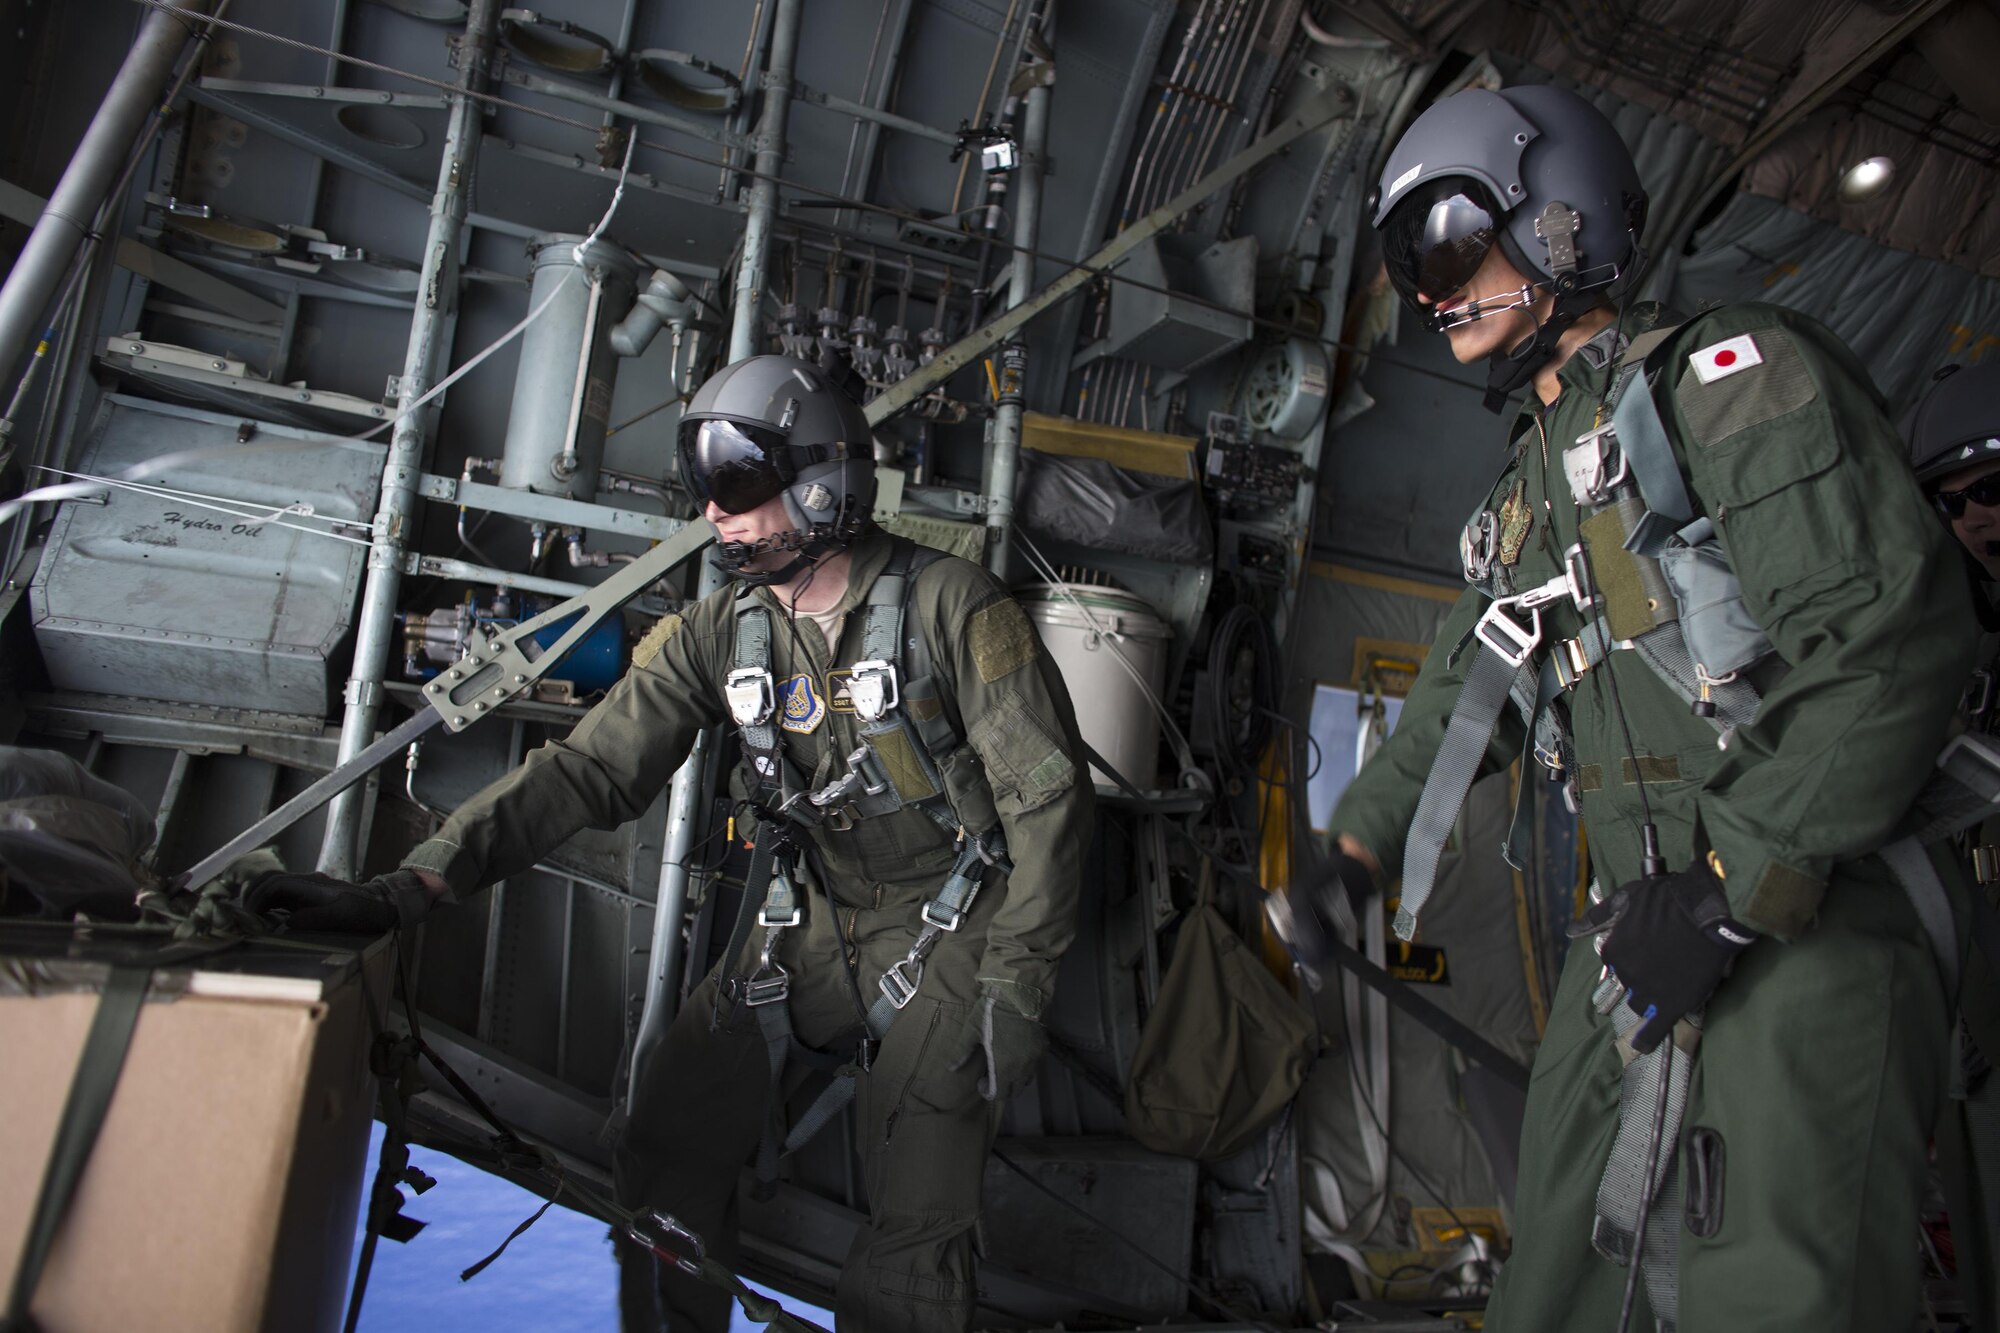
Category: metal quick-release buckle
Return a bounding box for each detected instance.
[743,971,791,1006]
[1554,636,1593,690]
[757,902,801,928]
[1474,599,1542,669]
[920,898,964,932]
[725,667,775,726]
[1460,510,1498,585]
[1564,423,1631,506]
[847,660,899,722]
[878,958,923,1009]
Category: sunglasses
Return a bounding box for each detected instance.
[1933,474,2000,518]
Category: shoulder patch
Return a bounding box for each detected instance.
[778,674,826,734]
[631,613,684,670]
[1673,325,1817,448]
[1687,333,1762,384]
[969,598,1039,683]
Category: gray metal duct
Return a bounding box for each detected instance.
[0,0,211,383]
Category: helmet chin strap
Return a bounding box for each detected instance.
[1481,284,1600,413]
[712,510,867,587]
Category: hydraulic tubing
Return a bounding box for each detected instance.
[0,0,210,383]
[984,67,1050,576]
[638,0,803,1095]
[729,0,801,357]
[319,0,500,876]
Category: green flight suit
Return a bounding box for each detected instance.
[1939,632,2000,1328]
[404,528,1096,1333]
[1332,303,1974,1331]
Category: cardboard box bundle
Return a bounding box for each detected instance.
[0,925,390,1332]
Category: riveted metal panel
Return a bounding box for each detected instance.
[29,395,383,714]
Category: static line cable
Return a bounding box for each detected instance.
[353,119,639,444]
[36,466,376,545]
[126,0,1498,406]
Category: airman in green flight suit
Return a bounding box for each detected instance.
[250,354,1095,1333]
[1906,358,2000,1329]
[1288,85,1974,1331]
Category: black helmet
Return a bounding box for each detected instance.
[1372,84,1648,409]
[676,354,876,581]
[1908,361,2000,487]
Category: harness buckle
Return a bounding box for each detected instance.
[1474,596,1543,669]
[725,667,776,726]
[847,660,900,722]
[1976,844,2000,885]
[1564,423,1630,506]
[1460,510,1499,585]
[1563,543,1596,610]
[757,902,801,928]
[743,970,791,1006]
[1554,636,1592,690]
[878,957,923,1009]
[920,898,965,932]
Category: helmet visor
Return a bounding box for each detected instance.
[1380,178,1501,313]
[677,418,795,515]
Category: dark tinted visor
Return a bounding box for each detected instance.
[677,418,796,515]
[1380,178,1501,312]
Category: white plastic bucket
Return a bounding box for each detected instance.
[1017,584,1173,790]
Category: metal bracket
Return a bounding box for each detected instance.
[422,522,712,732]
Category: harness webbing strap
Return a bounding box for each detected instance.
[1610,356,1697,557]
[1590,991,1699,1333]
[1396,641,1532,942]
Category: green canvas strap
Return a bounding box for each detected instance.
[1591,985,1700,1333]
[1396,635,1535,942]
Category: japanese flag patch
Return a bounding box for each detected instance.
[1688,334,1763,385]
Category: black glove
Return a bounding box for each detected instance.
[937,979,1048,1103]
[1265,850,1380,969]
[1571,858,1756,1054]
[243,867,437,934]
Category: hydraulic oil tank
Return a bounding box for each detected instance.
[497,233,644,503]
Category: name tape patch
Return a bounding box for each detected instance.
[1688,333,1763,385]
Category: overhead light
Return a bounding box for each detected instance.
[1838,155,1897,203]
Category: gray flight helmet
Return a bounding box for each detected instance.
[1372,83,1648,312]
[1908,360,2000,486]
[678,353,877,536]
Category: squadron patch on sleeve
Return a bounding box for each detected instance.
[969,598,1039,683]
[1497,478,1533,567]
[778,673,827,734]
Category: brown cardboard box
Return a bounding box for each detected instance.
[0,927,390,1332]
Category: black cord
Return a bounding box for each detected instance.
[1616,1037,1673,1333]
[1350,1064,1485,1263]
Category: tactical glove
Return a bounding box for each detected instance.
[243,867,438,934]
[1570,857,1756,1055]
[938,979,1048,1103]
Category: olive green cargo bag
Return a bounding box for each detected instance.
[1123,898,1317,1160]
